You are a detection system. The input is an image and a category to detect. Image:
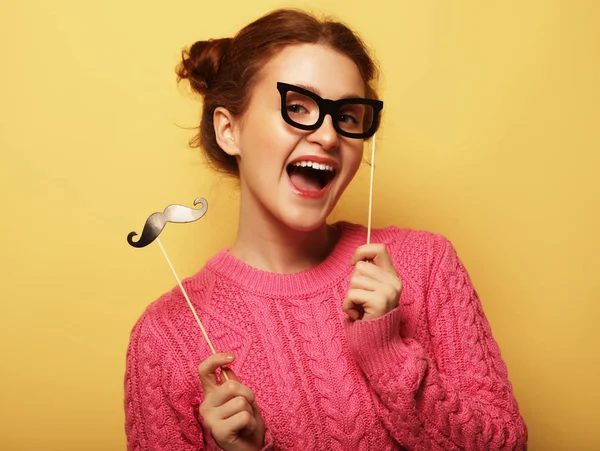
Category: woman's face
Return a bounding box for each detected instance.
[228,43,367,232]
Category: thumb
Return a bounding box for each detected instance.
[198,353,235,392]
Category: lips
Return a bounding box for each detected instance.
[286,156,338,198]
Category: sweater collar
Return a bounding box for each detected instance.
[200,221,366,296]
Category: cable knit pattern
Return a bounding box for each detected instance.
[124,221,527,450]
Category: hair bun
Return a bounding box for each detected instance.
[176,38,232,95]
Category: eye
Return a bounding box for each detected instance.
[338,113,359,124]
[337,104,365,126]
[287,103,309,114]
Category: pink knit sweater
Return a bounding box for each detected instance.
[124,222,527,450]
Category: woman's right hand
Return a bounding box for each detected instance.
[198,353,266,451]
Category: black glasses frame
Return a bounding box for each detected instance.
[276,82,383,139]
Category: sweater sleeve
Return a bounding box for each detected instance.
[124,310,204,451]
[124,308,275,451]
[344,234,528,450]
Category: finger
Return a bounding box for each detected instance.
[345,288,381,306]
[353,271,401,300]
[344,305,362,321]
[221,410,257,436]
[344,288,385,317]
[250,398,263,418]
[343,289,376,320]
[198,353,235,393]
[216,395,254,420]
[222,367,239,382]
[210,379,256,408]
[350,243,394,270]
[342,294,361,320]
[348,274,378,292]
[353,260,398,285]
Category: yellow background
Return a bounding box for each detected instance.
[1,1,598,449]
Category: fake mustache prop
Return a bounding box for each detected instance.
[127,197,230,381]
[127,197,208,248]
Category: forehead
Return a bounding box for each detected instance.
[256,44,366,99]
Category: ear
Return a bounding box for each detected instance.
[214,107,240,157]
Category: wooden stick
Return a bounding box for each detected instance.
[367,133,376,244]
[156,237,229,382]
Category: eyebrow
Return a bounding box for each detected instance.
[294,83,365,100]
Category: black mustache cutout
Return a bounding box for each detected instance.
[127,197,208,248]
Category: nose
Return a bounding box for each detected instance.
[307,114,339,151]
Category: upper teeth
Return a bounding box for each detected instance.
[292,161,335,171]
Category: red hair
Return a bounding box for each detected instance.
[175,8,380,177]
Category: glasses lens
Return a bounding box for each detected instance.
[336,102,374,136]
[284,90,320,127]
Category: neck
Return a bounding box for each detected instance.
[228,191,339,274]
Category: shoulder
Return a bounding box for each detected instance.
[353,222,455,290]
[127,288,181,348]
[339,220,449,252]
[345,221,451,261]
[127,264,222,356]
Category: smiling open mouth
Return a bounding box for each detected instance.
[286,161,336,192]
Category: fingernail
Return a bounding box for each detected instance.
[226,354,234,361]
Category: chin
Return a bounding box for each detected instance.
[277,208,329,233]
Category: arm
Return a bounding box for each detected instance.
[124,309,275,451]
[345,235,527,450]
[124,311,204,451]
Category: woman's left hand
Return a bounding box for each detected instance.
[343,243,403,321]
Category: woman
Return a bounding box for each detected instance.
[124,8,527,451]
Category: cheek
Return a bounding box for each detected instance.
[240,114,301,175]
[344,144,365,176]
[244,108,296,147]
